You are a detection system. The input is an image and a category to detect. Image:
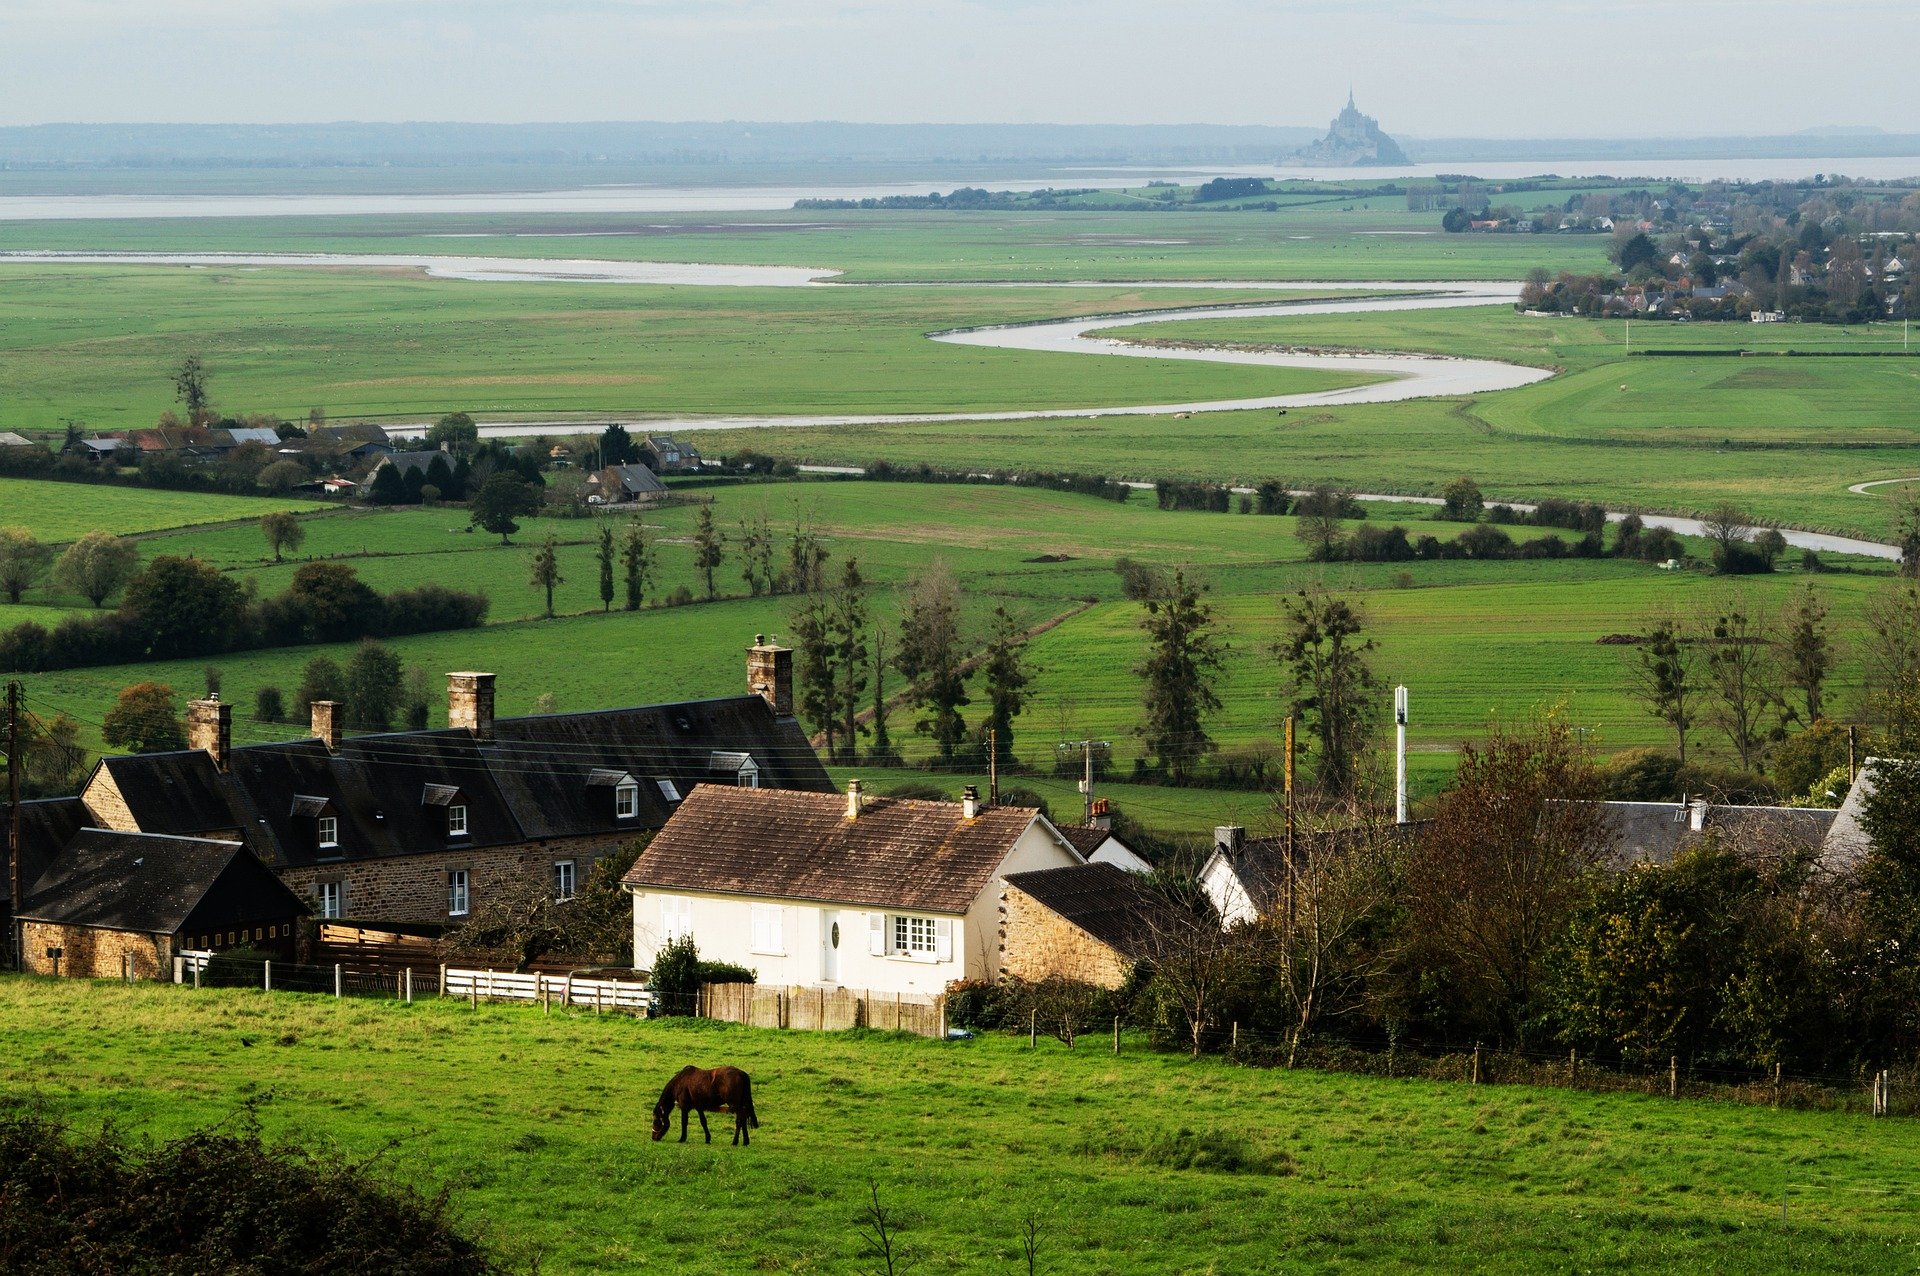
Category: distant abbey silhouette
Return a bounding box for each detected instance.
[1288,93,1408,167]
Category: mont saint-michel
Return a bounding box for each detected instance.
[1287,92,1409,166]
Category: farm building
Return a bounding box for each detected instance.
[16,829,307,980]
[639,434,700,473]
[1596,799,1837,867]
[52,640,830,928]
[1200,823,1426,928]
[1051,803,1151,873]
[624,782,1084,997]
[999,862,1183,989]
[583,462,667,505]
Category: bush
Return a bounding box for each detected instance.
[1603,748,1683,801]
[648,935,702,1014]
[254,685,285,723]
[944,979,1016,1029]
[1345,524,1415,562]
[0,1107,500,1274]
[696,960,757,985]
[997,786,1052,818]
[1674,762,1776,804]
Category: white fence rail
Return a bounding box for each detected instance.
[444,967,653,1013]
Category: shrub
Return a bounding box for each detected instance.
[944,978,1016,1029]
[1345,524,1415,562]
[1603,748,1682,801]
[254,685,285,723]
[696,960,757,985]
[997,786,1052,818]
[879,780,951,801]
[648,935,702,1015]
[1674,762,1776,804]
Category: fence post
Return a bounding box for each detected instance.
[1471,1043,1481,1086]
[193,960,201,991]
[1028,1008,1037,1049]
[1231,1022,1239,1051]
[1113,1016,1121,1055]
[542,978,551,1015]
[263,959,271,993]
[1773,1061,1782,1108]
[563,974,572,1009]
[405,968,413,1005]
[1569,1048,1576,1087]
[438,962,447,998]
[470,975,478,1009]
[596,984,604,1016]
[1669,1056,1678,1099]
[334,964,343,998]
[173,956,184,984]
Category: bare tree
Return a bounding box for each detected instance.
[855,1184,906,1276]
[1703,594,1787,773]
[1627,614,1700,763]
[1139,906,1254,1058]
[1701,502,1754,573]
[1860,581,1920,755]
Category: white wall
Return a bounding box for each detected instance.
[1087,836,1152,874]
[963,818,1083,978]
[1198,850,1256,929]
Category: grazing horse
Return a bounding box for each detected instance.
[652,1065,759,1145]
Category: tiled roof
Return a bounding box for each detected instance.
[626,787,1045,913]
[18,829,306,934]
[1003,862,1184,963]
[1053,824,1114,859]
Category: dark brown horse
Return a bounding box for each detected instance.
[652,1065,759,1145]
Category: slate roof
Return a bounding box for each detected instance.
[1003,862,1183,963]
[626,787,1055,913]
[0,798,86,906]
[364,451,448,484]
[1824,759,1909,870]
[18,829,306,935]
[85,695,831,870]
[226,427,282,446]
[1053,825,1114,859]
[1596,801,1837,867]
[1211,824,1427,917]
[601,463,666,497]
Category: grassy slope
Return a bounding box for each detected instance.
[0,477,315,541]
[2,978,1916,1274]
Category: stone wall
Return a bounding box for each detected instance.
[999,885,1133,990]
[280,834,631,924]
[21,921,171,980]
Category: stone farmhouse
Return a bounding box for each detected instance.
[16,640,829,940]
[624,781,1086,997]
[1000,862,1183,990]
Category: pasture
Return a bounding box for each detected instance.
[1,977,1916,1273]
[0,477,314,541]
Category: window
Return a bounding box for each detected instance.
[893,914,937,957]
[317,815,338,849]
[750,904,785,956]
[553,860,576,901]
[661,895,693,943]
[318,881,343,919]
[448,869,469,917]
[448,804,468,837]
[736,760,760,789]
[656,778,682,803]
[615,781,639,820]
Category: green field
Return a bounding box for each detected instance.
[0,477,315,541]
[3,977,1916,1274]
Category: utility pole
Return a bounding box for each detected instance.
[1394,686,1410,825]
[1282,715,1297,944]
[5,681,22,973]
[1063,739,1107,826]
[987,728,999,806]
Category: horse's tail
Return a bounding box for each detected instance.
[744,1078,760,1129]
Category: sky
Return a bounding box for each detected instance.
[4,0,1918,136]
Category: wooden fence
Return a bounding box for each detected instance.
[698,983,946,1038]
[444,967,653,1013]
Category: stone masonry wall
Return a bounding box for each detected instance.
[22,921,172,980]
[279,834,634,925]
[999,885,1133,990]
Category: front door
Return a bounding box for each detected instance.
[820,909,841,984]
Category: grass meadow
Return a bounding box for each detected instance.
[0,477,315,541]
[2,977,1918,1274]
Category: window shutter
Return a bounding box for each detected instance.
[935,918,953,962]
[750,906,768,953]
[662,897,676,938]
[769,907,784,955]
[679,898,693,939]
[868,912,886,956]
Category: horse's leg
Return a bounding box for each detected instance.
[737,1110,748,1145]
[698,1110,711,1143]
[679,1105,689,1143]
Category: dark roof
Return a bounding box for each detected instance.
[0,798,86,906]
[367,451,446,481]
[1003,863,1184,963]
[626,787,1055,913]
[604,463,666,496]
[18,829,306,934]
[1054,825,1115,859]
[85,695,831,870]
[1214,823,1426,916]
[1595,801,1838,868]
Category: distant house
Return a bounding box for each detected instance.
[640,434,701,474]
[1052,803,1151,873]
[226,427,283,448]
[295,425,394,464]
[1596,799,1837,868]
[16,828,308,979]
[357,449,450,496]
[624,782,1084,995]
[1000,862,1184,989]
[0,431,35,449]
[583,463,667,505]
[69,436,128,465]
[1822,758,1911,871]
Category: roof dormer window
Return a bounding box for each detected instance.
[317,815,339,849]
[615,781,639,820]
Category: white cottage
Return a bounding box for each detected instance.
[623,781,1083,997]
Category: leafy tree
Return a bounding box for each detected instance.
[367,463,410,507]
[598,423,635,466]
[1860,760,1920,952]
[293,656,347,720]
[830,559,871,764]
[1437,476,1484,522]
[1441,206,1470,233]
[1276,586,1378,797]
[692,506,724,600]
[1896,490,1920,582]
[1614,232,1659,273]
[344,639,403,732]
[284,562,383,643]
[401,665,432,731]
[1628,616,1699,764]
[981,605,1034,772]
[896,562,969,761]
[423,453,457,501]
[595,524,615,612]
[121,556,246,659]
[788,588,839,758]
[783,521,829,594]
[1860,581,1920,756]
[1134,569,1227,783]
[868,622,899,765]
[424,411,479,455]
[1703,597,1787,773]
[621,519,653,610]
[102,681,187,754]
[528,534,563,619]
[52,531,137,608]
[737,511,775,596]
[1291,487,1350,563]
[1701,502,1756,574]
[1780,584,1833,724]
[468,474,540,545]
[254,685,285,723]
[0,527,51,604]
[259,512,305,563]
[171,354,212,421]
[255,459,308,494]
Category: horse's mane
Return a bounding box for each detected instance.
[655,1065,698,1113]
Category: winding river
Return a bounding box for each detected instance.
[0,250,1899,559]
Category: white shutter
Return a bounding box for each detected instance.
[868,911,886,956]
[662,897,678,941]
[769,907,784,955]
[679,897,693,940]
[750,906,768,953]
[934,918,953,962]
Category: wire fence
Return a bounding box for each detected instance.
[175,952,438,1000]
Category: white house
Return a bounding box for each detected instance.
[1053,803,1151,874]
[623,781,1084,997]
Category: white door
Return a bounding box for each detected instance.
[820,909,842,984]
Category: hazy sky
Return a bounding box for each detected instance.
[5,0,1917,136]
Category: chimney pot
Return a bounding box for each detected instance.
[747,637,793,718]
[186,696,232,772]
[310,700,343,751]
[447,672,496,738]
[962,785,980,819]
[845,778,863,821]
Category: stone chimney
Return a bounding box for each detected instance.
[186,695,231,772]
[845,778,864,822]
[1215,825,1246,857]
[1089,798,1112,831]
[1689,798,1709,833]
[448,672,496,739]
[747,635,793,718]
[962,785,981,819]
[310,700,343,751]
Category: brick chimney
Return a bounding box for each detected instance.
[1089,797,1112,831]
[845,778,864,822]
[310,700,342,751]
[186,695,231,772]
[448,672,496,738]
[747,635,793,718]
